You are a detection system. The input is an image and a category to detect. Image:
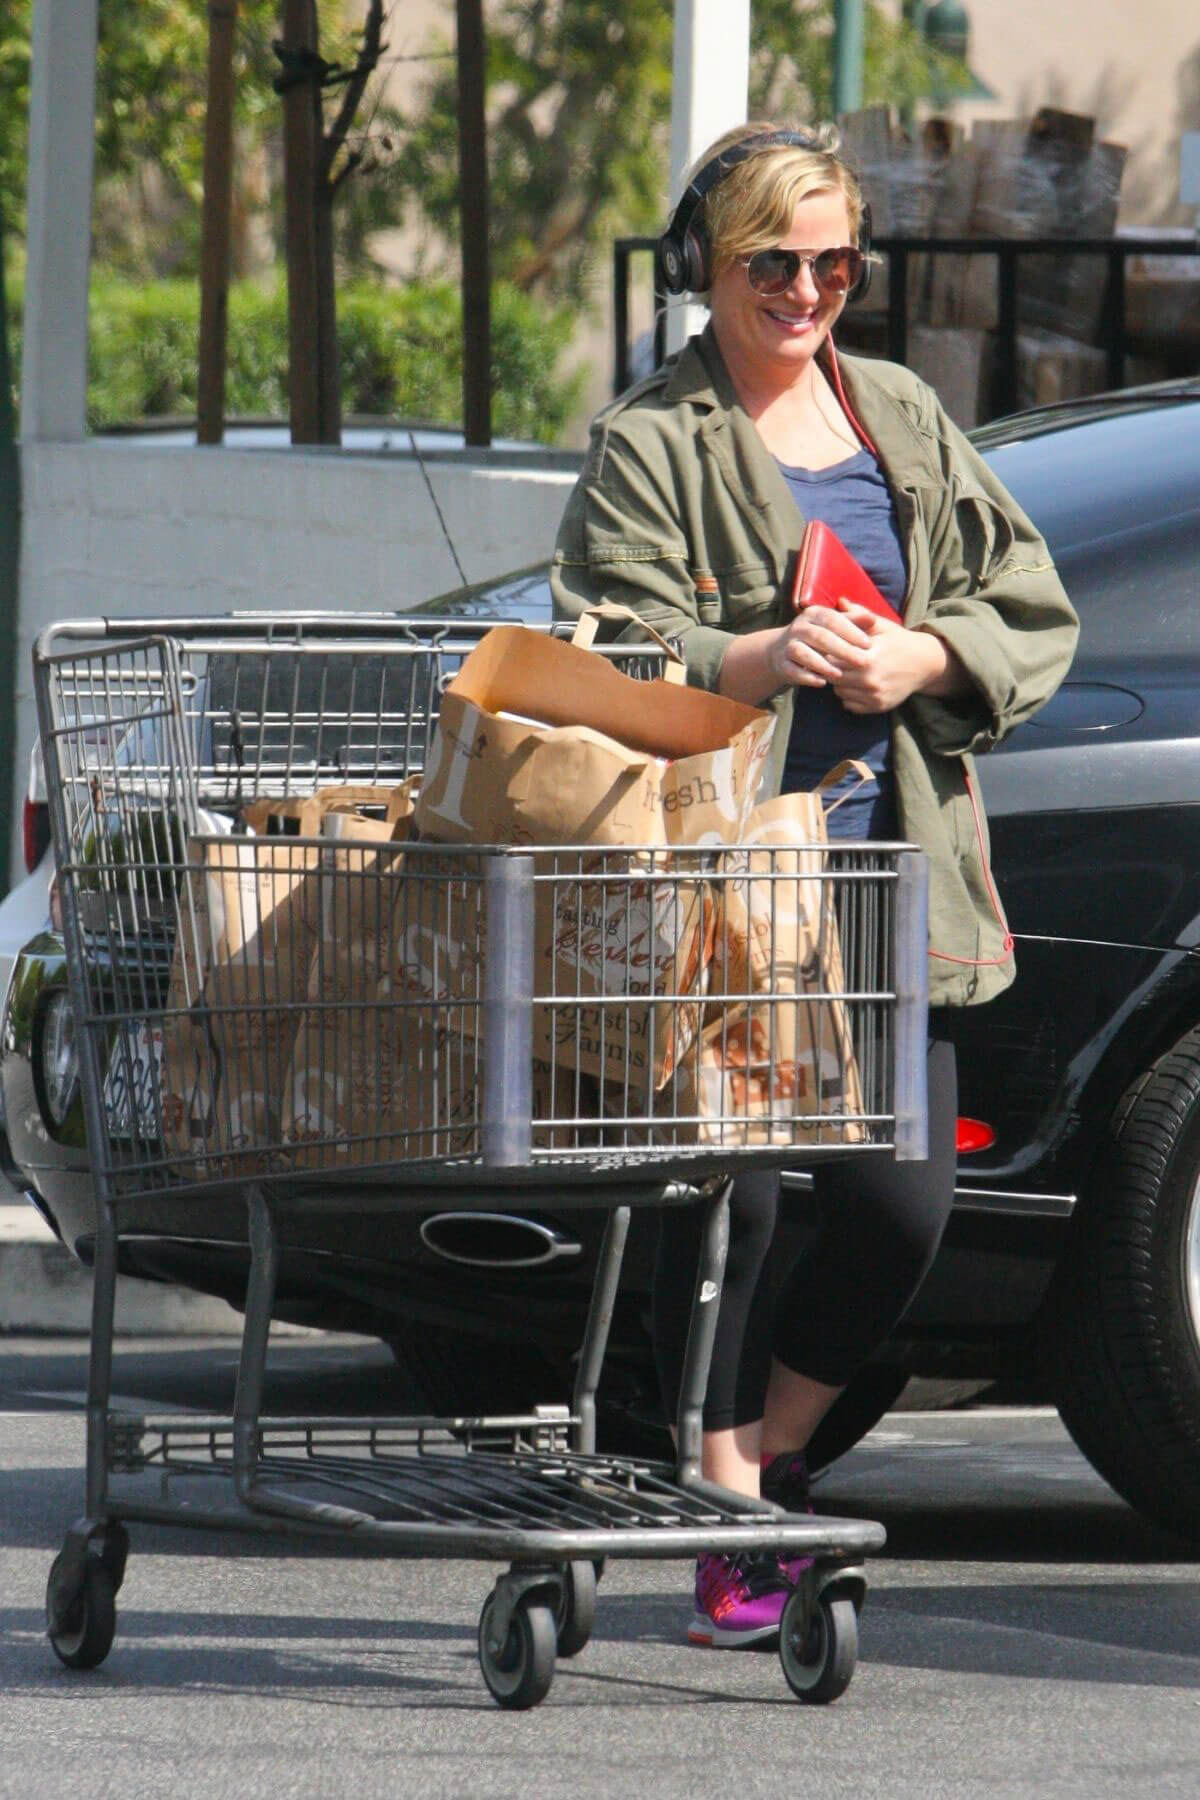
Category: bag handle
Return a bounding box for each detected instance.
[570,602,687,686]
[815,758,875,816]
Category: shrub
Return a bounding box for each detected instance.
[5,274,582,443]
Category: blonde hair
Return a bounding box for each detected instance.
[684,122,865,291]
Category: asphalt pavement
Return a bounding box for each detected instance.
[2,1332,1199,1799]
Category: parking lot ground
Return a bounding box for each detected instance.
[2,1334,1199,1799]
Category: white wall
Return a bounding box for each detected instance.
[11,439,582,883]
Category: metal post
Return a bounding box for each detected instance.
[20,0,99,442]
[84,1202,120,1516]
[280,0,322,444]
[665,0,749,354]
[456,0,492,446]
[0,207,19,892]
[1104,246,1126,392]
[893,850,930,1163]
[232,1186,280,1502]
[572,1206,631,1454]
[482,855,534,1166]
[675,1180,730,1488]
[886,243,909,367]
[614,242,631,396]
[832,0,865,117]
[197,0,239,445]
[995,245,1019,417]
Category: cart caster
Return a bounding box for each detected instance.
[46,1520,128,1671]
[478,1589,557,1710]
[46,1556,117,1671]
[553,1560,597,1658]
[779,1585,859,1704]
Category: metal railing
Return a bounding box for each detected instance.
[613,232,1200,419]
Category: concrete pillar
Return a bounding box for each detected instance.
[666,0,750,354]
[21,0,100,442]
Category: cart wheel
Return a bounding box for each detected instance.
[478,1591,557,1710]
[554,1561,597,1658]
[779,1588,858,1705]
[47,1558,117,1671]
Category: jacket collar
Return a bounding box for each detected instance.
[663,321,929,489]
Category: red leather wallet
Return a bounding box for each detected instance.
[790,518,903,625]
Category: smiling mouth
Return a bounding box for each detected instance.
[765,308,817,330]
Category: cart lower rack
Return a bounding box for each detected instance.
[35,616,926,1708]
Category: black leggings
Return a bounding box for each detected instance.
[652,1029,958,1432]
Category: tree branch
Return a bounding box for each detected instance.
[318,0,386,187]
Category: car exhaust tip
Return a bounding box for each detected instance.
[419,1212,584,1269]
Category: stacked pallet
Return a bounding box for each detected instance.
[836,106,1163,427]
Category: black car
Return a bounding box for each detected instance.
[4,376,1200,1540]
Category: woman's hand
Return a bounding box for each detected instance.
[718,602,969,709]
[768,604,873,689]
[829,604,969,713]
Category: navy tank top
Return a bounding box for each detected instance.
[775,449,908,839]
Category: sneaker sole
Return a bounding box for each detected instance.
[687,1614,782,1649]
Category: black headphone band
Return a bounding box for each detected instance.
[667,131,827,253]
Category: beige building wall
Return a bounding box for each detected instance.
[949,2,1200,224]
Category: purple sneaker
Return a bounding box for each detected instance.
[761,1451,815,1586]
[688,1552,790,1648]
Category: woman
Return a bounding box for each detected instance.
[551,123,1078,1648]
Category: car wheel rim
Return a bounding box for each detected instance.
[1185,1164,1200,1360]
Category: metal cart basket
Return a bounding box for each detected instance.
[35,614,928,1709]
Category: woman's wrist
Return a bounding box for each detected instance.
[717,627,788,705]
[913,626,970,699]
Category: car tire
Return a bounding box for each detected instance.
[1050,1025,1200,1544]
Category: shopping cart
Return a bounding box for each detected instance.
[34,614,928,1709]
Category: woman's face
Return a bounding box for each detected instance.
[709,187,854,384]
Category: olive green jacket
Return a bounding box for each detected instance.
[551,326,1080,1006]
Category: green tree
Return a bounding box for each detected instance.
[751,0,970,121]
[396,0,968,300]
[396,0,673,301]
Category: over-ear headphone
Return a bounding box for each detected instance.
[656,129,873,305]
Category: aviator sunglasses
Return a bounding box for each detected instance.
[742,244,866,297]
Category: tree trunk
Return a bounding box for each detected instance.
[198,0,238,445]
[456,0,491,446]
[281,0,323,443]
[313,182,342,442]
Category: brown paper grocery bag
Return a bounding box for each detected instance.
[282,838,593,1168]
[393,844,714,1097]
[281,830,473,1169]
[160,782,415,1172]
[413,624,775,848]
[667,779,867,1148]
[533,851,715,1090]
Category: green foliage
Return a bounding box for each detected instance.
[751,0,971,119]
[396,0,674,301]
[0,0,281,250]
[3,275,580,443]
[396,0,971,300]
[0,11,32,238]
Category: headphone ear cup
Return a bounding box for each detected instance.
[655,222,712,297]
[848,201,873,303]
[681,223,711,295]
[656,230,689,297]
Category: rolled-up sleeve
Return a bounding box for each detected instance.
[907,394,1080,756]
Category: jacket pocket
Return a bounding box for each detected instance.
[954,483,1017,586]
